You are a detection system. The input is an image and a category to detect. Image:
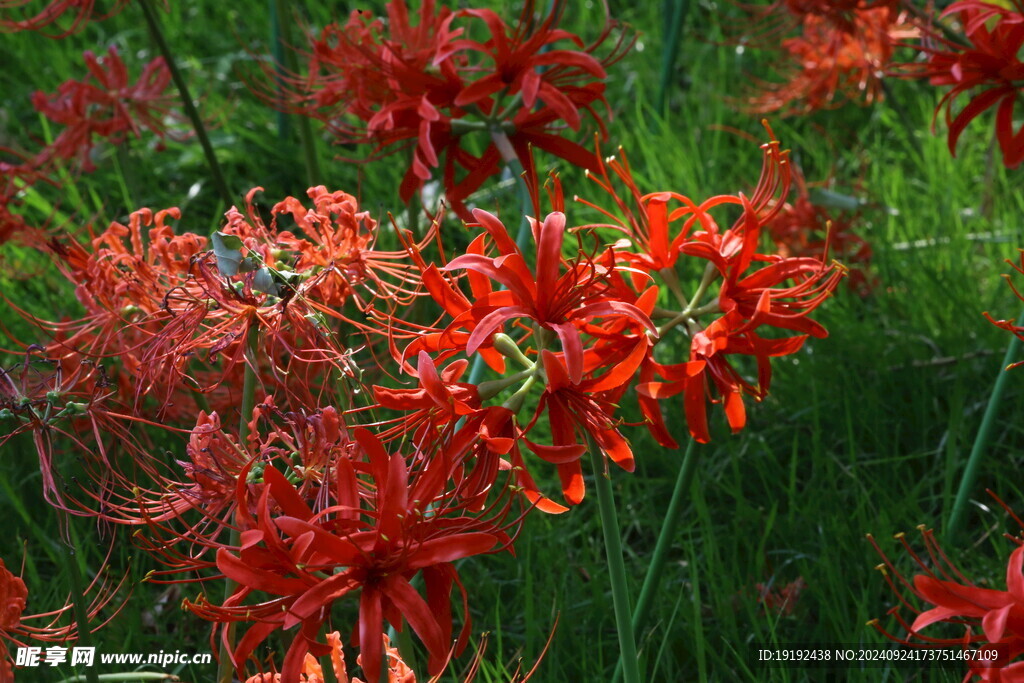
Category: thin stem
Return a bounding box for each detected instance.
[612,438,700,682]
[393,621,420,680]
[216,327,260,683]
[274,0,322,187]
[631,437,698,631]
[65,543,99,683]
[947,317,1023,539]
[900,0,973,50]
[656,0,688,114]
[267,0,291,142]
[137,0,234,210]
[587,438,641,683]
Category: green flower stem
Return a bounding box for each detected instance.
[66,544,100,683]
[216,327,260,683]
[393,620,420,680]
[273,0,322,187]
[588,439,641,683]
[137,0,234,210]
[947,316,1023,539]
[267,0,291,143]
[656,0,688,114]
[612,437,699,683]
[631,437,698,632]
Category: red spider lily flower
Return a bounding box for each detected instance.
[867,514,1024,679]
[110,402,353,580]
[755,576,806,616]
[522,349,638,504]
[0,346,143,513]
[34,185,413,417]
[581,127,844,445]
[372,351,481,447]
[765,166,874,295]
[245,185,432,310]
[0,0,126,37]
[441,208,657,385]
[739,0,900,42]
[985,250,1024,364]
[267,0,631,217]
[31,47,175,172]
[898,0,1024,168]
[245,631,415,683]
[1,555,126,675]
[185,428,517,682]
[746,5,916,115]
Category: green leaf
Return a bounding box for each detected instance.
[809,189,864,212]
[210,231,246,276]
[252,267,279,296]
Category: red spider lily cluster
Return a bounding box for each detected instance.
[764,165,874,295]
[895,0,1024,169]
[263,0,632,217]
[0,0,126,38]
[0,45,177,246]
[0,121,843,679]
[868,516,1024,681]
[0,2,855,680]
[740,0,916,114]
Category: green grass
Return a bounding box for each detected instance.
[2,1,1024,681]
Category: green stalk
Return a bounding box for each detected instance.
[65,544,100,683]
[267,0,291,143]
[137,0,234,210]
[612,437,699,683]
[631,437,698,633]
[393,623,419,681]
[587,439,641,683]
[273,0,322,187]
[947,317,1023,538]
[656,0,688,114]
[216,328,260,683]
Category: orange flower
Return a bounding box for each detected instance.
[748,5,916,114]
[244,632,416,683]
